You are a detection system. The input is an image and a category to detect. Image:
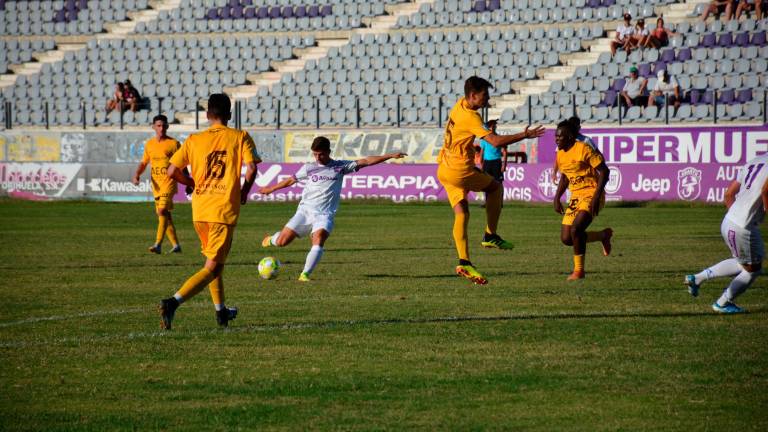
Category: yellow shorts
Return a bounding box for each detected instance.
[193,222,234,263]
[437,165,495,208]
[562,191,605,226]
[154,193,174,211]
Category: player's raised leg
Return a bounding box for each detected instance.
[262,226,299,248]
[684,258,742,297]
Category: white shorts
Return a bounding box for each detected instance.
[285,208,335,238]
[721,217,764,265]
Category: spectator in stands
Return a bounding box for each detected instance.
[701,0,736,21]
[620,66,648,108]
[630,18,652,50]
[735,0,764,20]
[124,80,141,112]
[105,82,125,114]
[610,13,636,57]
[649,70,681,113]
[647,17,676,48]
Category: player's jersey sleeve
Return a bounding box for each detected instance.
[241,131,261,164]
[459,109,491,140]
[293,164,309,182]
[141,140,151,164]
[341,160,359,174]
[170,138,190,169]
[583,142,605,169]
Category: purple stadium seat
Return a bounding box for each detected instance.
[308,5,319,17]
[473,0,487,12]
[295,5,307,17]
[256,6,268,18]
[206,7,218,19]
[652,61,667,75]
[242,0,252,5]
[689,89,702,105]
[219,7,231,19]
[54,9,67,22]
[588,0,601,7]
[244,7,255,19]
[702,90,714,105]
[0,0,5,11]
[752,31,767,46]
[735,32,750,47]
[600,90,618,107]
[611,78,625,91]
[603,0,616,6]
[227,0,238,7]
[719,89,735,104]
[717,32,733,47]
[700,33,716,48]
[269,6,281,18]
[737,89,753,103]
[231,5,244,18]
[77,0,87,10]
[660,48,676,63]
[637,63,652,78]
[677,47,692,62]
[320,5,333,17]
[488,0,501,10]
[282,6,294,18]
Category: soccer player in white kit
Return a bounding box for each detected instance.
[685,152,768,314]
[259,136,406,281]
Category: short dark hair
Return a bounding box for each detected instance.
[464,76,493,97]
[152,114,168,124]
[557,120,577,138]
[311,136,331,152]
[567,116,581,132]
[207,93,231,120]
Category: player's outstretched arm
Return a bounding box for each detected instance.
[553,174,570,214]
[167,164,194,188]
[132,162,147,185]
[724,180,741,209]
[590,162,610,217]
[240,161,258,204]
[484,125,545,149]
[355,152,407,169]
[260,176,297,195]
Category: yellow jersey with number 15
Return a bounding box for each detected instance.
[170,125,261,225]
[142,136,180,197]
[438,97,491,172]
[556,140,605,195]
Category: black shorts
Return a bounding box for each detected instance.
[482,159,504,182]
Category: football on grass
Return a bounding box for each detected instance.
[258,256,281,280]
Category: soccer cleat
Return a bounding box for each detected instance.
[601,228,613,256]
[298,272,311,282]
[261,234,272,248]
[684,274,700,297]
[455,264,488,285]
[148,244,161,254]
[480,234,514,250]
[168,245,182,254]
[567,270,585,281]
[216,307,238,327]
[711,301,745,314]
[158,298,179,330]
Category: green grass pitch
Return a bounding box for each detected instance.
[1,200,766,431]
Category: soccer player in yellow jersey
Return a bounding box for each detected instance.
[440,76,545,284]
[158,94,261,329]
[132,115,184,254]
[553,120,613,281]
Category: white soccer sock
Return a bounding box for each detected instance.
[716,270,759,306]
[302,245,324,275]
[214,303,223,312]
[695,259,742,285]
[173,293,184,304]
[270,232,281,246]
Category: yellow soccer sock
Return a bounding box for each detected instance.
[453,211,470,261]
[175,268,216,301]
[586,231,604,243]
[574,254,585,272]
[165,217,179,246]
[484,186,502,235]
[208,275,224,307]
[155,215,168,245]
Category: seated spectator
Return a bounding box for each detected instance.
[630,18,652,50]
[701,0,736,21]
[649,70,681,112]
[736,0,764,20]
[610,13,635,57]
[123,80,140,112]
[647,17,676,48]
[105,82,125,114]
[620,66,648,108]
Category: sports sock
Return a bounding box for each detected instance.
[695,259,742,285]
[574,254,585,273]
[208,275,225,307]
[175,268,216,302]
[155,215,168,245]
[165,217,179,247]
[302,245,324,275]
[586,231,605,242]
[484,186,502,235]
[270,232,281,246]
[453,212,470,261]
[716,270,759,306]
